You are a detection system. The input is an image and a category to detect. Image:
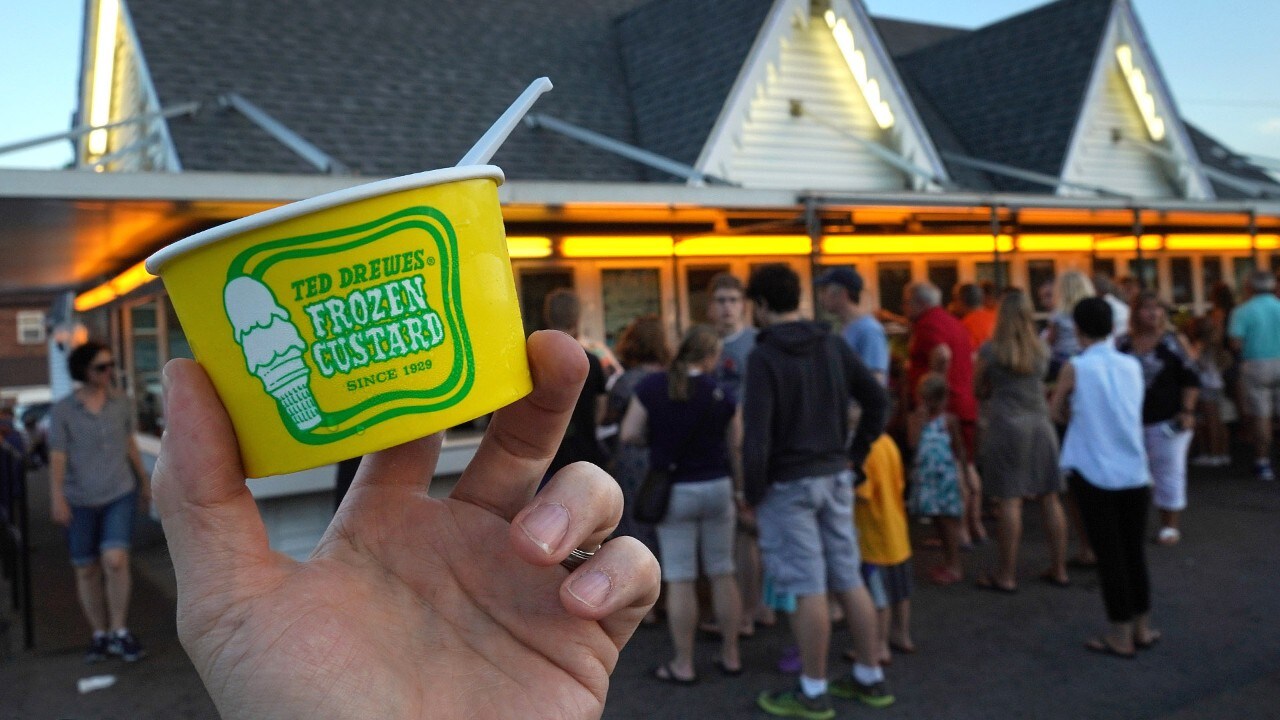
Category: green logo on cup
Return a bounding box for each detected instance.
[223,207,475,444]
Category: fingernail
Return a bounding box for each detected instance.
[519,503,569,554]
[568,570,613,607]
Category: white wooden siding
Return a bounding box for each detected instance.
[1062,56,1178,199]
[722,22,908,191]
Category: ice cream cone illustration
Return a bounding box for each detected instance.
[224,276,321,432]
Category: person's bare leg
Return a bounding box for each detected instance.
[793,593,832,681]
[1066,491,1096,564]
[938,517,964,577]
[663,580,698,680]
[1257,415,1273,463]
[709,574,742,670]
[994,497,1022,587]
[966,465,988,542]
[74,562,108,634]
[1041,494,1069,583]
[101,549,132,631]
[734,534,761,633]
[889,599,914,651]
[875,606,892,663]
[834,586,879,670]
[1102,620,1135,654]
[1134,613,1162,645]
[956,479,972,547]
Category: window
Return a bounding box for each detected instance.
[1026,260,1056,312]
[927,262,958,308]
[1128,258,1157,290]
[878,262,912,315]
[601,268,661,346]
[976,261,1010,288]
[16,310,45,345]
[1201,256,1223,294]
[1170,257,1193,304]
[1233,257,1257,291]
[518,269,575,334]
[1092,257,1116,278]
[684,265,732,328]
[130,300,163,434]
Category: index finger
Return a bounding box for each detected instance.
[450,330,587,520]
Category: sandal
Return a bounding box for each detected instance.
[651,662,698,685]
[1038,571,1071,588]
[1084,637,1136,659]
[927,565,963,586]
[1135,630,1162,650]
[713,657,744,677]
[974,574,1018,594]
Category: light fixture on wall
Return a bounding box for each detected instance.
[74,260,155,311]
[824,9,894,130]
[1115,44,1166,142]
[88,0,120,156]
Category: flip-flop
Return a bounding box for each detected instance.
[888,640,916,655]
[927,565,963,586]
[1038,571,1071,588]
[1084,638,1136,659]
[713,657,744,677]
[1135,631,1163,650]
[652,662,698,685]
[974,574,1018,594]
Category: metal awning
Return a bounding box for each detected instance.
[3,167,1280,298]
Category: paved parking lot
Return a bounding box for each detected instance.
[4,461,1278,719]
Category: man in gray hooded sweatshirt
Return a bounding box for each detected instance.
[743,264,892,717]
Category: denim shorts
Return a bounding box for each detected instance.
[68,491,137,567]
[756,470,862,597]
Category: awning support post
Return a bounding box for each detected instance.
[990,205,1004,290]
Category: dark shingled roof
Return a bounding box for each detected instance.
[872,16,968,57]
[615,0,774,176]
[127,0,658,180]
[893,0,1115,192]
[1184,121,1280,199]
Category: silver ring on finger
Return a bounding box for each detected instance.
[560,546,597,572]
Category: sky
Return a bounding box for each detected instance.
[2,1,1280,170]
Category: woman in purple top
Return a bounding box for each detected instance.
[620,325,744,683]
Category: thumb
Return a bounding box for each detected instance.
[153,359,279,602]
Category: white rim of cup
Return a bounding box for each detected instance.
[145,164,505,274]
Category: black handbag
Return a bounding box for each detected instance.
[632,393,714,524]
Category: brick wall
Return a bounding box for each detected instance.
[0,308,49,387]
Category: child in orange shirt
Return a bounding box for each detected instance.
[854,433,915,664]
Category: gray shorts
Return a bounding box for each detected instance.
[1242,358,1280,418]
[655,477,736,582]
[756,470,863,597]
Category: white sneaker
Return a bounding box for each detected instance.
[1257,462,1276,482]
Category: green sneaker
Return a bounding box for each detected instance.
[756,687,835,719]
[830,677,895,707]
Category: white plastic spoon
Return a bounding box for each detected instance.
[457,77,554,166]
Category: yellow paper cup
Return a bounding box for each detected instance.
[146,165,531,478]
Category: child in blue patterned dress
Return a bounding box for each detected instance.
[907,373,967,585]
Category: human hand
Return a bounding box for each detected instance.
[152,331,660,720]
[50,494,70,526]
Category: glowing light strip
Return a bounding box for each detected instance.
[506,236,553,259]
[1115,45,1166,142]
[822,235,1014,255]
[824,10,894,129]
[88,0,120,156]
[675,235,810,257]
[560,236,674,258]
[74,260,156,312]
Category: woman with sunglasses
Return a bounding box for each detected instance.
[49,340,151,663]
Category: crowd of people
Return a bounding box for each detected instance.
[541,263,1280,718]
[34,262,1279,719]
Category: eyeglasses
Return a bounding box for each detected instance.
[91,362,115,373]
